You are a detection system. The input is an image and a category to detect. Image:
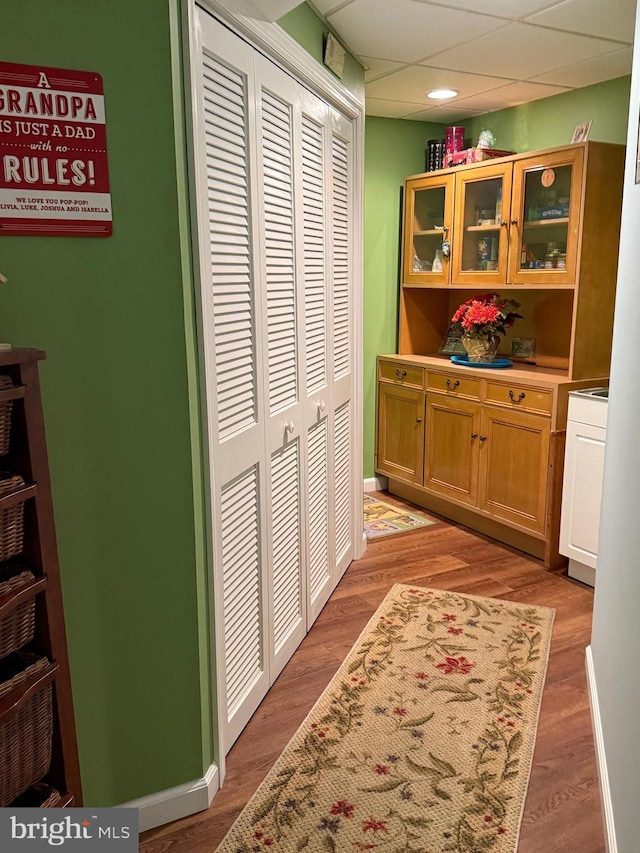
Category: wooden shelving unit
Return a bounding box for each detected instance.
[0,348,82,807]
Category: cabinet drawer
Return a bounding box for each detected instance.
[426,371,481,400]
[379,361,424,389]
[485,382,553,416]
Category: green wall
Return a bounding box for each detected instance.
[278,3,364,94]
[0,0,211,805]
[363,77,632,479]
[466,76,631,154]
[363,117,443,480]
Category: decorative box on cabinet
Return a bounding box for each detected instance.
[0,349,81,807]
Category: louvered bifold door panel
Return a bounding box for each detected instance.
[307,418,331,624]
[301,113,327,395]
[331,131,351,382]
[270,438,305,678]
[261,88,298,414]
[334,400,353,574]
[195,13,269,756]
[220,465,268,747]
[255,56,308,676]
[202,51,258,445]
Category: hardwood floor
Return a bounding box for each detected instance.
[140,496,604,853]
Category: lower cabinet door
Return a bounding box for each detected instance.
[425,395,480,505]
[478,407,550,534]
[377,384,425,483]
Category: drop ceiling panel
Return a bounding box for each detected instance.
[327,0,509,63]
[426,22,625,79]
[409,0,572,17]
[454,80,571,112]
[360,56,408,82]
[365,98,439,119]
[531,47,633,86]
[527,0,635,44]
[407,105,485,123]
[366,65,515,104]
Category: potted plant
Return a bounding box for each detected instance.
[451,292,522,362]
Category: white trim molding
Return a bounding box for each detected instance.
[585,645,617,853]
[364,476,388,493]
[120,762,219,833]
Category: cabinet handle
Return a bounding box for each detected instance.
[479,435,487,442]
[508,390,526,403]
[285,419,295,433]
[500,220,508,227]
[395,368,407,380]
[471,432,478,439]
[446,379,460,390]
[416,417,423,423]
[317,400,326,413]
[510,218,518,225]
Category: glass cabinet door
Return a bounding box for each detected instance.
[508,148,584,285]
[451,162,512,286]
[403,174,454,286]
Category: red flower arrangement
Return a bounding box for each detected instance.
[451,293,522,338]
[451,292,522,341]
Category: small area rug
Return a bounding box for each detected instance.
[215,584,555,853]
[364,495,436,539]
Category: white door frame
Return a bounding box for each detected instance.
[183,0,365,784]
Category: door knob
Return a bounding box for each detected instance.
[416,417,423,423]
[471,432,478,439]
[285,420,295,433]
[510,218,518,225]
[479,435,487,442]
[317,400,326,413]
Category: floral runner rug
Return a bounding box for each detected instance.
[215,584,555,853]
[364,495,437,539]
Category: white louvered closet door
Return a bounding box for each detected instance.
[254,57,307,681]
[194,9,358,757]
[329,108,356,584]
[195,14,271,751]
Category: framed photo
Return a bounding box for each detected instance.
[510,337,536,358]
[571,120,592,144]
[439,323,466,356]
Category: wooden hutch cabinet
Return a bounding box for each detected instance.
[377,142,625,567]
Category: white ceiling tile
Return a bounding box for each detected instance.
[454,80,571,112]
[359,56,408,82]
[407,105,485,123]
[410,0,571,18]
[327,0,508,62]
[308,0,354,15]
[365,98,435,118]
[526,0,636,44]
[366,65,514,104]
[531,47,633,87]
[425,22,624,79]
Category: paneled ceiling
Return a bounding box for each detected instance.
[308,0,636,122]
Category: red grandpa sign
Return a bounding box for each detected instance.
[0,62,112,237]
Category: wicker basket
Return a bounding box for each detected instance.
[0,375,14,457]
[0,653,55,806]
[12,781,68,807]
[0,565,37,659]
[0,474,26,562]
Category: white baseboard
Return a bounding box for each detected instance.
[364,476,388,493]
[120,761,219,832]
[585,646,617,853]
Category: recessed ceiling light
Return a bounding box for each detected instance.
[427,88,459,100]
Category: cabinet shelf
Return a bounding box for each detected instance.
[414,228,445,236]
[523,218,569,227]
[466,224,501,232]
